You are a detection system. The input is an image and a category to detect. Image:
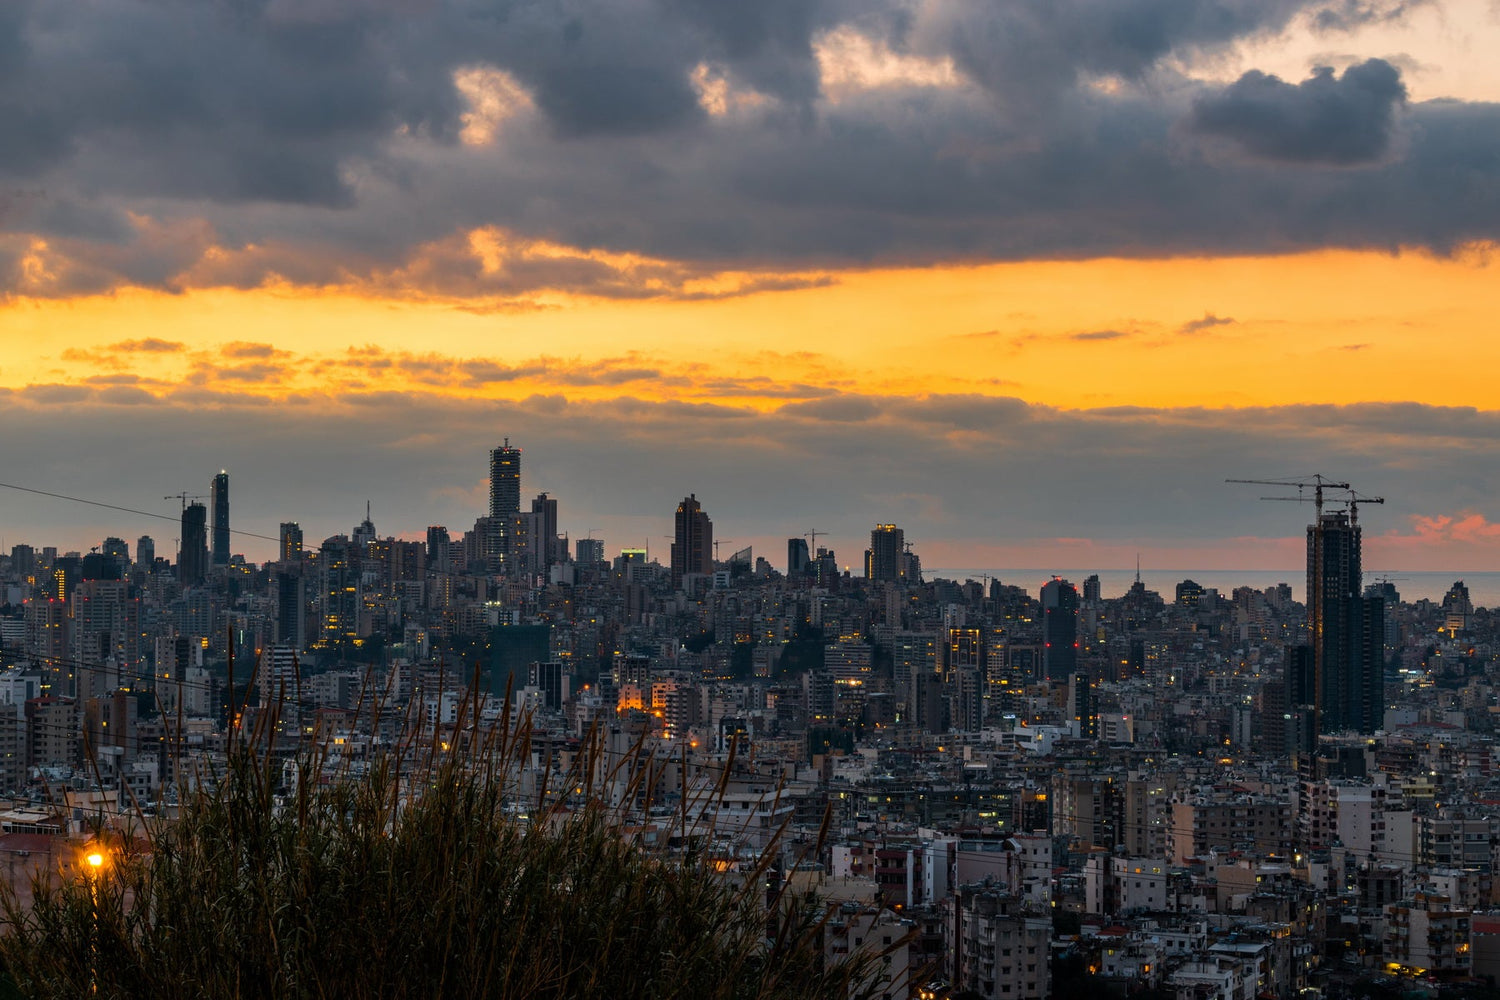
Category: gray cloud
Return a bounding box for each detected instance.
[0,0,1491,297]
[1179,313,1236,333]
[1188,58,1408,164]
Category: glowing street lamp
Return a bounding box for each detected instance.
[83,845,108,996]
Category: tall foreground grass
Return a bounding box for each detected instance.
[0,713,898,1000]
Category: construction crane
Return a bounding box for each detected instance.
[1225,474,1349,517]
[713,538,734,561]
[805,528,825,551]
[164,492,206,512]
[1344,489,1385,527]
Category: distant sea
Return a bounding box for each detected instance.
[922,569,1500,609]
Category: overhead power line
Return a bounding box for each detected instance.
[0,481,281,543]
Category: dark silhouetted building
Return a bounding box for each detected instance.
[279,522,304,563]
[489,624,551,698]
[576,537,604,566]
[670,494,713,588]
[865,523,906,583]
[1285,644,1317,765]
[210,471,230,566]
[1041,576,1078,680]
[787,537,810,576]
[179,503,208,586]
[274,571,305,647]
[427,526,451,574]
[1308,511,1384,735]
[527,492,560,576]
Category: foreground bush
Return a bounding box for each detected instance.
[0,739,892,1000]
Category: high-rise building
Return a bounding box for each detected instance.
[135,536,155,572]
[865,524,905,583]
[489,440,521,521]
[179,503,208,586]
[1040,576,1078,680]
[210,471,230,566]
[670,494,713,588]
[1308,512,1384,734]
[527,492,560,575]
[315,537,358,650]
[427,526,452,573]
[787,537,810,577]
[279,522,304,563]
[575,537,604,566]
[274,571,305,647]
[1070,672,1097,738]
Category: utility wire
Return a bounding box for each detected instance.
[0,481,281,543]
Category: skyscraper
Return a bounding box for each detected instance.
[179,503,208,585]
[1307,511,1384,734]
[135,535,154,571]
[527,492,560,575]
[427,526,452,573]
[1041,576,1079,680]
[279,522,304,563]
[670,494,712,588]
[576,537,604,566]
[787,537,810,576]
[865,524,905,583]
[489,440,521,521]
[210,471,230,566]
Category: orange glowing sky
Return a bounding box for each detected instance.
[8,246,1499,411]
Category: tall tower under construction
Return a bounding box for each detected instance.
[1307,510,1384,734]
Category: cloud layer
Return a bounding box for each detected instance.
[4,378,1498,575]
[1,0,1496,298]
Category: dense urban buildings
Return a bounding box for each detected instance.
[3,455,1500,1000]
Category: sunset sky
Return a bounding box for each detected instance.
[3,0,1499,582]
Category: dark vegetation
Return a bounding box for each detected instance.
[0,704,897,1000]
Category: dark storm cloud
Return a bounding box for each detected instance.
[1188,59,1408,164]
[0,0,1492,295]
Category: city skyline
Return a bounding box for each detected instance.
[3,1,1500,571]
[8,457,1500,608]
[6,4,1500,995]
